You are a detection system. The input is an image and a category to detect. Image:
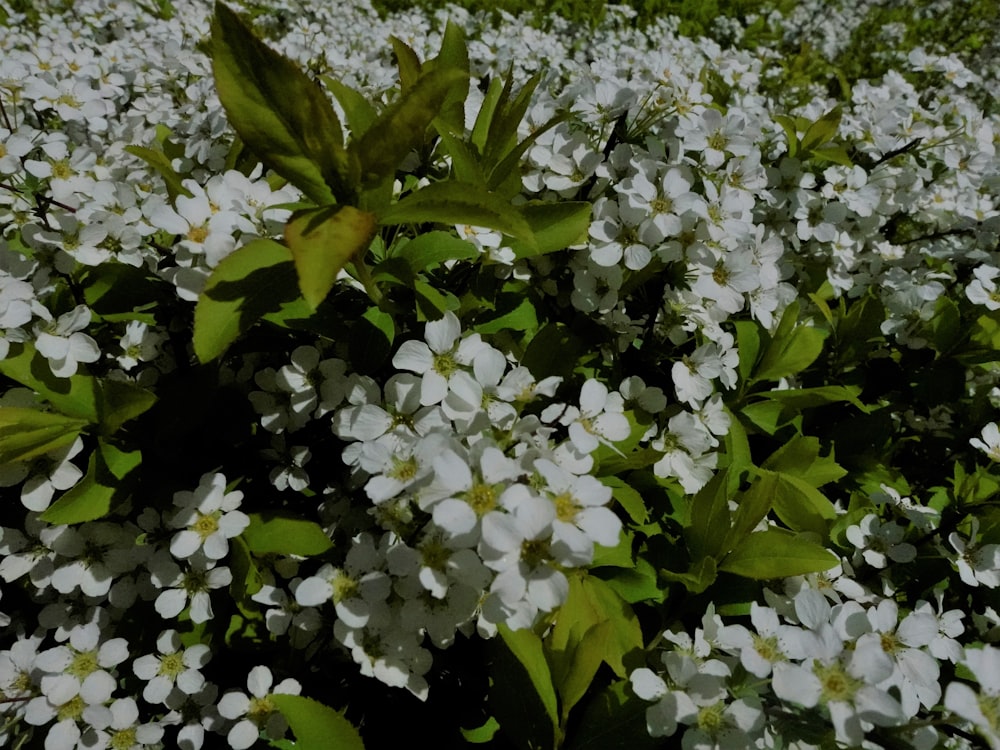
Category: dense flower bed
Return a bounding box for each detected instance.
[1,0,999,748]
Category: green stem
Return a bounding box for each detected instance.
[352,254,383,306]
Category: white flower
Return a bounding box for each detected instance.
[845,514,916,569]
[717,602,802,677]
[251,581,322,646]
[945,646,1000,749]
[534,457,621,565]
[855,599,940,717]
[971,422,1000,461]
[89,697,164,749]
[150,552,232,624]
[48,521,141,598]
[947,517,1000,587]
[294,534,391,629]
[33,305,100,377]
[542,379,629,454]
[392,311,487,406]
[480,492,567,616]
[8,435,85,512]
[217,666,301,750]
[132,629,211,705]
[629,667,698,738]
[116,320,164,370]
[34,622,128,707]
[169,473,249,561]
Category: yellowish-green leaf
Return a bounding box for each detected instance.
[322,76,378,139]
[505,201,591,259]
[211,2,355,205]
[125,145,194,201]
[96,379,157,435]
[271,694,365,750]
[379,181,534,246]
[389,35,422,91]
[0,408,88,465]
[350,66,469,189]
[285,205,377,309]
[0,343,99,423]
[800,106,842,153]
[720,528,838,579]
[40,440,141,525]
[558,622,611,724]
[495,623,559,749]
[425,21,469,133]
[193,239,299,362]
[241,512,333,557]
[754,319,827,382]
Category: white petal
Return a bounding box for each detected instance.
[247,665,273,697]
[425,312,460,354]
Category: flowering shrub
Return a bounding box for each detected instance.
[1,0,999,748]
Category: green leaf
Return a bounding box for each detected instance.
[473,296,538,335]
[484,72,541,168]
[754,306,827,382]
[81,263,172,321]
[471,76,503,153]
[0,343,99,423]
[395,231,478,271]
[800,106,842,153]
[96,379,157,436]
[425,20,469,134]
[521,323,583,383]
[229,535,264,604]
[389,35,422,91]
[284,205,377,309]
[722,405,753,476]
[733,319,761,382]
[659,555,718,594]
[40,440,141,524]
[578,576,643,678]
[211,2,354,205]
[739,400,786,435]
[720,528,838,579]
[770,472,837,535]
[565,680,662,750]
[242,512,333,557]
[414,278,459,320]
[125,145,194,201]
[351,67,467,189]
[686,468,732,560]
[491,624,559,750]
[460,716,500,744]
[0,408,88,465]
[436,129,488,185]
[350,306,395,374]
[322,76,378,138]
[761,385,868,412]
[505,202,591,259]
[486,111,569,197]
[929,296,961,354]
[558,621,611,724]
[809,143,853,166]
[379,181,534,246]
[762,435,847,487]
[600,476,648,525]
[596,557,664,604]
[772,114,799,158]
[723,470,777,554]
[270,694,365,750]
[193,239,299,362]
